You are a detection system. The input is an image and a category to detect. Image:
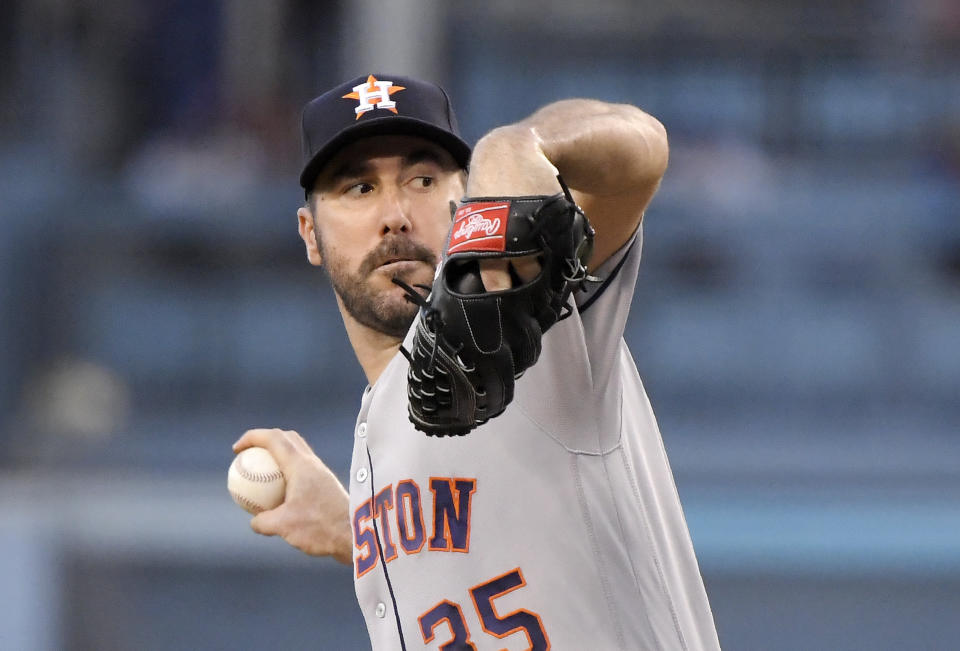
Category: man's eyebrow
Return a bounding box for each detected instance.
[323,148,448,187]
[327,160,373,185]
[403,148,447,169]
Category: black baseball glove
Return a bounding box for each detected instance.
[393,177,595,436]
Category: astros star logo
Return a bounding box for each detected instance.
[342,75,406,120]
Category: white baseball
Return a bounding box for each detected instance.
[228,447,286,515]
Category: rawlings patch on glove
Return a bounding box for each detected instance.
[393,177,595,436]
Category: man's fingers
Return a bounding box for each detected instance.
[478,256,541,291]
[250,506,285,537]
[478,259,511,291]
[233,428,274,452]
[510,254,542,283]
[233,428,310,465]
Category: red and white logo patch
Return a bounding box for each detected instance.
[448,202,510,254]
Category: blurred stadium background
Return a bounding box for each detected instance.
[1,0,958,649]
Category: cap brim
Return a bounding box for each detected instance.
[299,116,471,191]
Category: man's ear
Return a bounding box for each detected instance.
[297,206,323,267]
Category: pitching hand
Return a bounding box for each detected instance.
[233,428,352,565]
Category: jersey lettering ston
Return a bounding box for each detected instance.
[349,227,721,650]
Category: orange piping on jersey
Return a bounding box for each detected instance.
[374,485,399,563]
[468,567,552,650]
[417,599,478,650]
[353,498,378,578]
[396,479,427,555]
[428,476,477,553]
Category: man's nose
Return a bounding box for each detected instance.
[379,186,413,235]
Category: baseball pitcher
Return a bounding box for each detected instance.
[234,73,720,650]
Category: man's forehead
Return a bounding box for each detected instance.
[322,135,456,175]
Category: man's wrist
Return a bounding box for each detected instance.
[466,125,559,197]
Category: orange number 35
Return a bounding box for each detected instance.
[418,567,550,650]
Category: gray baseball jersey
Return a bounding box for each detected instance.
[348,226,720,650]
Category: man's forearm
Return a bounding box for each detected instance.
[467,99,667,197]
[524,99,668,196]
[466,99,669,268]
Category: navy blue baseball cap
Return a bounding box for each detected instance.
[299,73,472,194]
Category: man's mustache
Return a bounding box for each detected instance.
[359,236,437,276]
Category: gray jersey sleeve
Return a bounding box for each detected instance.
[576,224,644,391]
[511,224,644,452]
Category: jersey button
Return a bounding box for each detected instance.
[356,467,368,483]
[357,422,367,438]
[375,602,386,618]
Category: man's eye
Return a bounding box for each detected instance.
[414,177,434,189]
[347,182,374,195]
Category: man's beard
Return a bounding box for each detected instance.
[321,234,438,338]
